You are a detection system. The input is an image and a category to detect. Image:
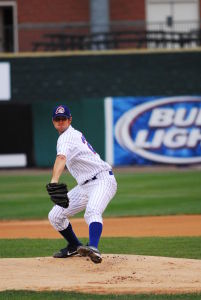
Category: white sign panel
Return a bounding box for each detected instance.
[0,62,11,100]
[0,154,27,167]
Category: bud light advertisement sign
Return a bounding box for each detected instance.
[104,96,201,166]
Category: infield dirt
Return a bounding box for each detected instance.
[0,215,201,238]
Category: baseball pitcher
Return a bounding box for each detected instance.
[46,104,117,263]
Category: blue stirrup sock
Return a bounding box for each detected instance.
[59,223,82,246]
[89,222,103,248]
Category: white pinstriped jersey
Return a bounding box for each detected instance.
[57,125,112,185]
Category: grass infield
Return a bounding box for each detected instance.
[0,170,201,219]
[0,237,201,259]
[1,291,201,300]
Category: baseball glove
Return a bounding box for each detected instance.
[46,183,69,208]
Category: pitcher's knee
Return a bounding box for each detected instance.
[84,209,103,225]
[48,207,60,227]
[48,206,69,231]
[48,208,56,226]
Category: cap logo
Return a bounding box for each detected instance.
[55,106,65,115]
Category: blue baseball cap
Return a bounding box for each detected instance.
[52,105,71,119]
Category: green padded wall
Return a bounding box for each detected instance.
[1,50,201,103]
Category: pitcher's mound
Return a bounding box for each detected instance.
[0,254,201,295]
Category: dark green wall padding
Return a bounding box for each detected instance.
[1,51,201,102]
[1,50,201,166]
[32,99,104,167]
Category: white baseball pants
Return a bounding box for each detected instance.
[48,170,117,231]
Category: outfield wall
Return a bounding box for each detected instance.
[0,49,201,167]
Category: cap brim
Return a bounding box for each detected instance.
[53,114,70,119]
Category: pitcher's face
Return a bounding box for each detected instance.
[52,116,72,134]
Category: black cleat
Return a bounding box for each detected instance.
[77,245,102,264]
[53,244,80,258]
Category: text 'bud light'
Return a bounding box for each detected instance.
[114,96,201,164]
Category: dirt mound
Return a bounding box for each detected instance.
[0,255,201,294]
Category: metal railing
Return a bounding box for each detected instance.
[1,20,201,52]
[32,29,201,51]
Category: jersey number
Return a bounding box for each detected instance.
[81,135,96,154]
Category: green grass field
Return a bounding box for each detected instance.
[1,291,201,300]
[0,169,201,219]
[0,237,201,259]
[0,169,201,299]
